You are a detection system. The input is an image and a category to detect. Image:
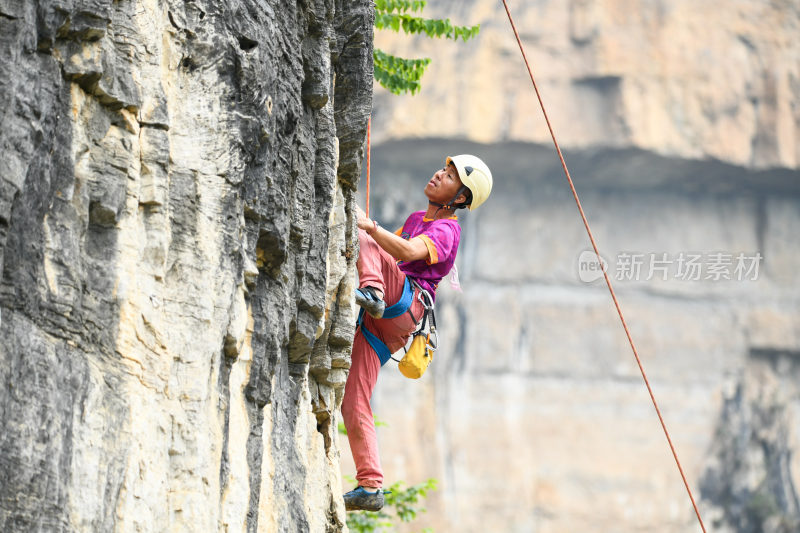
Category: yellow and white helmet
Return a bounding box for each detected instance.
[446,154,493,210]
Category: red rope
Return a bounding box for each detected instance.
[500,2,708,531]
[366,116,371,218]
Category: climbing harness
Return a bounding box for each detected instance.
[356,277,437,378]
[356,276,416,366]
[500,1,708,530]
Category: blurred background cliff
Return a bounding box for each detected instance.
[341,1,800,532]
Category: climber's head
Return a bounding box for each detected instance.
[425,155,492,211]
[425,162,468,208]
[445,154,493,210]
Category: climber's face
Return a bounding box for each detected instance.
[425,163,466,205]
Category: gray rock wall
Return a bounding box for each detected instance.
[0,1,372,531]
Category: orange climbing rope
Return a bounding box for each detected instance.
[366,117,371,217]
[500,1,708,531]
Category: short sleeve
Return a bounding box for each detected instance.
[419,221,458,265]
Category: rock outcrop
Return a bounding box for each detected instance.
[0,1,372,531]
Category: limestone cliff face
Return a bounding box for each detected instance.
[0,1,371,531]
[371,0,800,169]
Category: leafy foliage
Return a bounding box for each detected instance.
[373,0,480,95]
[385,478,438,524]
[373,50,431,98]
[374,0,427,14]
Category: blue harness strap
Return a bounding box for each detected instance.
[357,277,414,366]
[381,277,414,319]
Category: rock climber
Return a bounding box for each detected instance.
[341,154,492,511]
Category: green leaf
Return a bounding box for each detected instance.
[372,0,479,95]
[375,13,478,41]
[374,48,431,95]
[375,0,427,15]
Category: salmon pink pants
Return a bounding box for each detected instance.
[341,229,423,488]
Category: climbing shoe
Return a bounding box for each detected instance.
[355,287,385,319]
[343,486,385,512]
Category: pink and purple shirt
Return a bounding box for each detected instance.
[396,211,461,301]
